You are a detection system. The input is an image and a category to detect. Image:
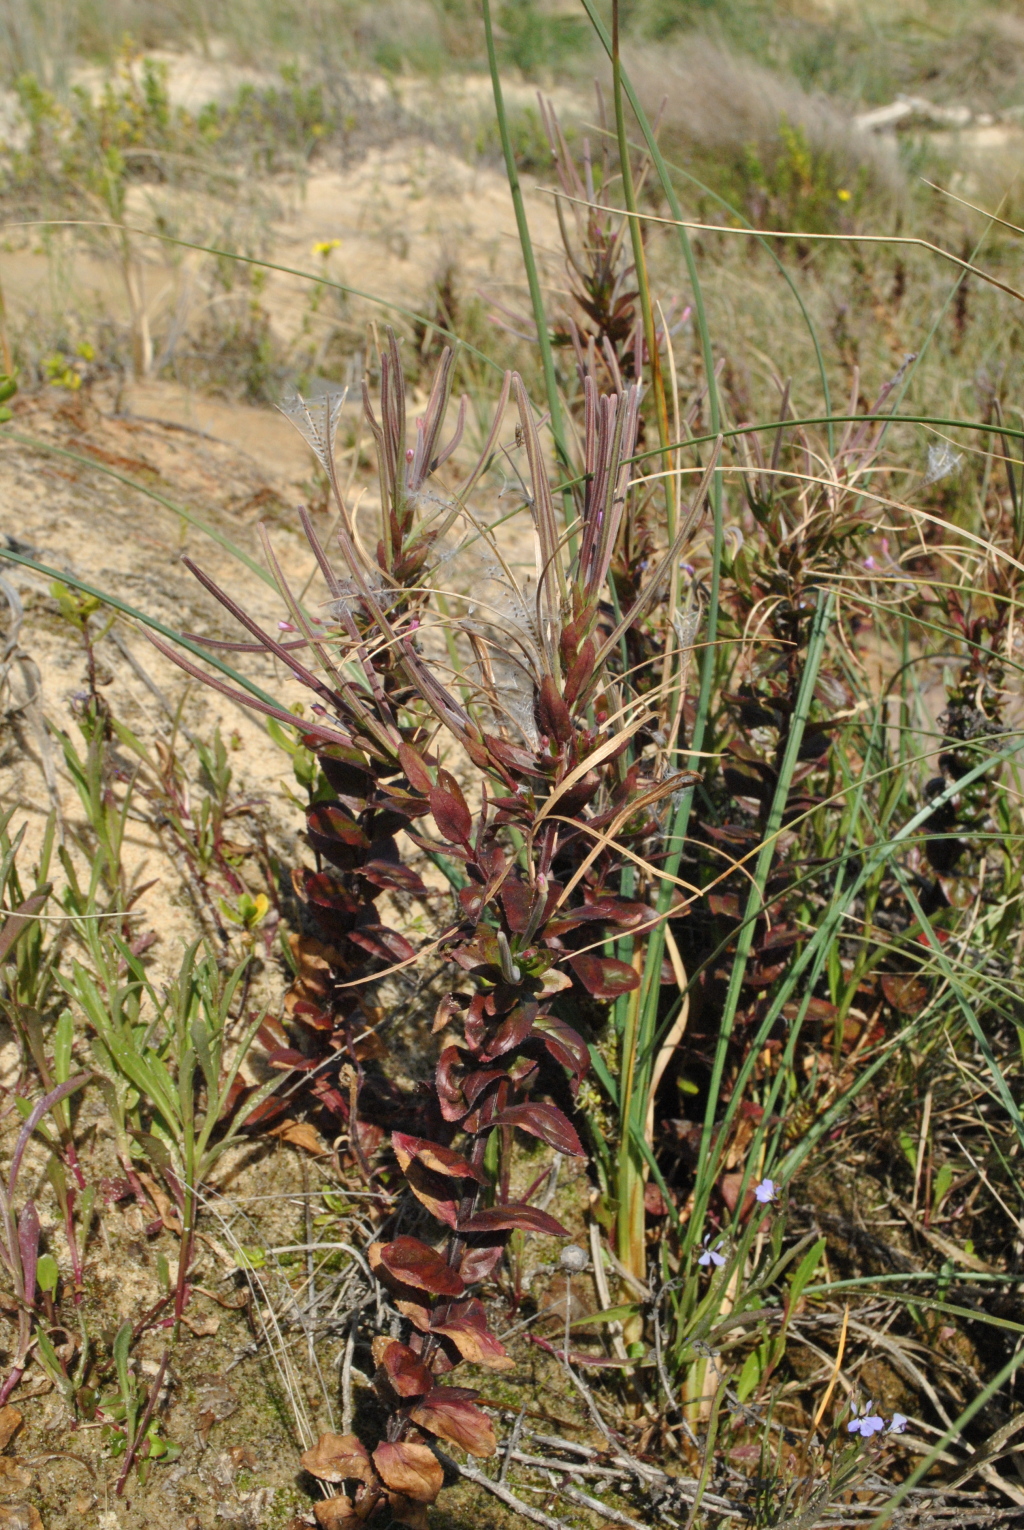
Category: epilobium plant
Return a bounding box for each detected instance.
[149,331,713,1523]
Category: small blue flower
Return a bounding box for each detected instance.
[847,1400,886,1438]
[698,1236,726,1269]
[888,1413,908,1435]
[754,1178,778,1204]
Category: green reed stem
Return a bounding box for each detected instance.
[610,0,674,530]
[480,0,573,507]
[690,591,834,1242]
[0,547,288,713]
[579,0,725,1303]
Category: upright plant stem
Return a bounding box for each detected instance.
[481,0,574,535]
[578,2,725,1308]
[692,592,835,1229]
[610,1,674,532]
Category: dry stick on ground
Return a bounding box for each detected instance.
[456,1461,573,1530]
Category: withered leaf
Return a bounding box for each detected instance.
[0,1410,22,1452]
[0,1460,33,1494]
[372,1442,443,1503]
[313,1495,359,1529]
[301,1432,375,1485]
[881,974,929,1014]
[0,1509,42,1530]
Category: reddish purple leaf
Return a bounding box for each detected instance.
[398,742,434,795]
[348,925,417,964]
[532,1016,589,1088]
[401,1164,460,1229]
[374,1338,434,1397]
[459,1242,505,1282]
[499,878,533,934]
[537,675,572,744]
[557,769,601,818]
[570,953,640,999]
[480,1004,536,1062]
[435,1046,469,1122]
[483,734,544,776]
[429,769,472,845]
[546,898,652,936]
[371,1236,466,1297]
[306,804,369,848]
[392,1133,487,1183]
[409,1390,497,1457]
[458,1203,569,1237]
[293,869,361,917]
[490,1102,584,1157]
[316,742,373,796]
[462,1066,505,1109]
[18,1199,39,1306]
[563,636,595,707]
[359,860,429,896]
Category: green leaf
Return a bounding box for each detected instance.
[36,1254,59,1294]
[932,1161,954,1213]
[190,1019,218,1097]
[787,1237,826,1312]
[113,1320,133,1405]
[570,1303,640,1328]
[54,1010,73,1085]
[35,1326,75,1403]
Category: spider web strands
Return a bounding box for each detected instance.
[641,457,1024,583]
[618,413,1024,481]
[534,187,1024,310]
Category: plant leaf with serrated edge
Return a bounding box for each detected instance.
[489,1102,584,1156]
[369,1236,466,1297]
[372,1442,443,1503]
[392,1133,488,1182]
[409,1390,496,1457]
[300,1432,375,1484]
[457,1203,569,1236]
[429,768,472,844]
[570,953,640,999]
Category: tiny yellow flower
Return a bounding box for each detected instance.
[311,238,341,258]
[837,188,851,203]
